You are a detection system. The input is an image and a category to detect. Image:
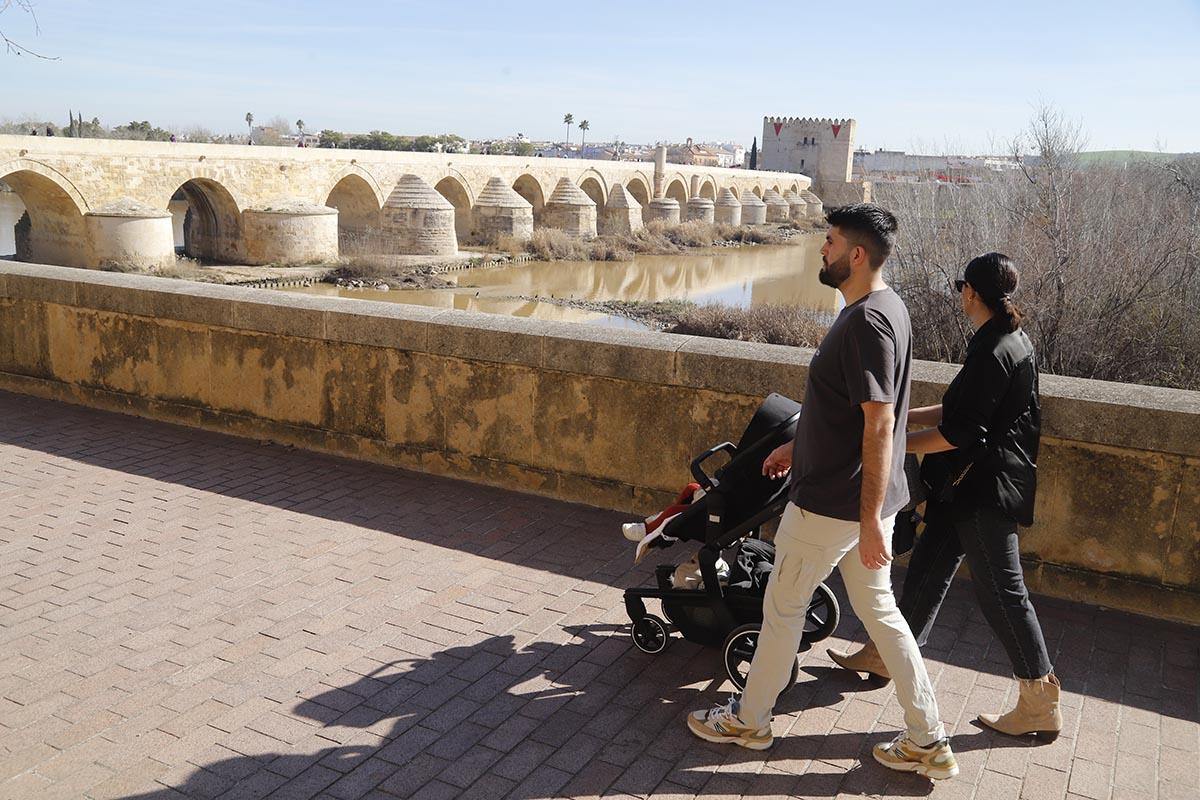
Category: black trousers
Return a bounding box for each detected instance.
[899,501,1053,680]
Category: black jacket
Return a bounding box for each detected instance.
[921,318,1041,525]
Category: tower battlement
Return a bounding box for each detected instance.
[759,116,857,187]
[762,116,854,126]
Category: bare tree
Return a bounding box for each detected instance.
[1,0,57,59]
[882,104,1200,389]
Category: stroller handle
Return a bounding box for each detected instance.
[690,442,737,489]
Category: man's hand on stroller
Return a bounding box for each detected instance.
[762,441,793,480]
[858,515,893,570]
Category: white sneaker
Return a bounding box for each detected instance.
[622,521,646,542]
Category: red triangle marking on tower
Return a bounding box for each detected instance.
[773,122,783,136]
[831,123,842,138]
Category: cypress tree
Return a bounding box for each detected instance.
[750,137,758,170]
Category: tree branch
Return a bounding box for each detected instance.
[1,0,59,60]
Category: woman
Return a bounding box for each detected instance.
[828,252,1061,742]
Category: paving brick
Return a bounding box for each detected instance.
[0,390,1194,800]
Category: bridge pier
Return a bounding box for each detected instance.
[801,189,823,219]
[543,178,597,239]
[471,178,533,245]
[715,188,742,225]
[382,175,458,256]
[784,190,808,221]
[762,189,790,223]
[645,197,680,225]
[242,203,339,266]
[598,185,642,236]
[685,197,715,224]
[85,200,176,270]
[739,190,767,225]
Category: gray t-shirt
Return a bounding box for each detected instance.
[788,287,913,521]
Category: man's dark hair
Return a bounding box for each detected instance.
[824,203,898,268]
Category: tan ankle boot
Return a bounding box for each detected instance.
[827,641,891,684]
[978,673,1062,742]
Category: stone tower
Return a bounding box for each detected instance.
[759,117,857,195]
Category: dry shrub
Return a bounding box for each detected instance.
[587,238,634,262]
[525,228,593,261]
[728,226,785,245]
[498,220,801,262]
[665,220,722,247]
[669,304,833,347]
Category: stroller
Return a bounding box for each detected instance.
[623,393,841,691]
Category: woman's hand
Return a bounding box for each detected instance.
[762,441,793,480]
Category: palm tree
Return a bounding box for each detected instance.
[296,119,306,146]
[245,112,253,144]
[579,120,590,153]
[563,113,574,147]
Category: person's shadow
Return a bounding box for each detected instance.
[125,624,940,799]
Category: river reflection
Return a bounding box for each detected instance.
[286,239,835,330]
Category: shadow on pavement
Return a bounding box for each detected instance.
[122,625,942,798]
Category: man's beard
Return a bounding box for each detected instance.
[819,252,851,288]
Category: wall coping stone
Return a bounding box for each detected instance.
[4,261,1199,456]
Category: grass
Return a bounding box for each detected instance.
[498,219,806,263]
[667,303,834,347]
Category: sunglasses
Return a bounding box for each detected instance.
[953,279,968,293]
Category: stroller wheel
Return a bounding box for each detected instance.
[801,582,840,644]
[723,623,798,691]
[631,614,670,654]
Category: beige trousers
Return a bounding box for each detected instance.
[739,503,946,746]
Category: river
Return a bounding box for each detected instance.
[1,188,835,330]
[285,239,836,329]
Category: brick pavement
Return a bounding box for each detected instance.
[0,389,1196,800]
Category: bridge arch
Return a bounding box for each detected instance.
[753,185,763,198]
[325,173,382,256]
[624,177,651,209]
[698,178,717,200]
[169,177,243,263]
[664,176,688,208]
[433,175,473,242]
[579,175,606,208]
[0,160,89,267]
[512,174,547,223]
[789,181,801,194]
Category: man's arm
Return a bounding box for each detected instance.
[859,401,894,570]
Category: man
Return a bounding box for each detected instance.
[686,204,958,781]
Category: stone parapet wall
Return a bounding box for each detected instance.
[2,262,1197,623]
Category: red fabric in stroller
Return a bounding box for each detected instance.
[654,393,802,549]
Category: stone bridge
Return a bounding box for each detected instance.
[0,135,814,270]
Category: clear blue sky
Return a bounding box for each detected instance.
[3,0,1199,153]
